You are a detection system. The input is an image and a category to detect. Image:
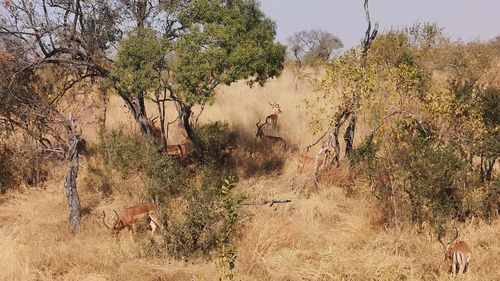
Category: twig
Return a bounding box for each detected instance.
[241,199,292,207]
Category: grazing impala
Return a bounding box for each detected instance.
[265,101,282,130]
[256,120,287,149]
[438,228,472,274]
[102,202,162,239]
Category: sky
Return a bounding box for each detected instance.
[259,0,500,49]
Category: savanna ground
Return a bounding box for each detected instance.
[0,69,498,281]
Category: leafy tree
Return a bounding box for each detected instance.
[287,29,343,90]
[172,0,286,142]
[106,27,170,146]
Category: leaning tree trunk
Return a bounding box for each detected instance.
[63,113,81,234]
[117,91,154,141]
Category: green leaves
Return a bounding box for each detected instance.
[107,28,168,98]
[175,0,285,105]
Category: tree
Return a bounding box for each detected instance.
[173,0,286,143]
[105,27,170,146]
[305,0,377,180]
[287,29,343,66]
[287,29,343,90]
[0,41,84,233]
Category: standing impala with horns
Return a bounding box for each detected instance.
[265,101,282,130]
[438,228,472,274]
[102,202,163,239]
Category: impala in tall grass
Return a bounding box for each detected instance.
[438,228,471,274]
[102,202,162,239]
[265,101,282,130]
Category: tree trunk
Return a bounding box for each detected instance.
[63,114,81,234]
[64,153,81,234]
[344,114,357,158]
[481,155,496,182]
[180,104,195,142]
[331,110,350,166]
[118,91,154,141]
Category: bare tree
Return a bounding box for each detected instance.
[305,0,378,181]
[287,29,343,66]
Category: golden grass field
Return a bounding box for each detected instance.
[0,69,499,281]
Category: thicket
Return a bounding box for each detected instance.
[316,24,499,228]
[98,123,243,260]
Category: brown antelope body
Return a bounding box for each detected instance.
[103,202,162,239]
[256,120,287,149]
[166,142,193,158]
[265,101,282,130]
[438,229,471,274]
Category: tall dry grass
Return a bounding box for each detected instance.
[0,67,498,281]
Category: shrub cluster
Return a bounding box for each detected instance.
[353,118,498,227]
[100,124,243,258]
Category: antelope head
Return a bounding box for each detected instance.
[269,101,282,115]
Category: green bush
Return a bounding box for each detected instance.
[104,129,154,176]
[100,128,242,260]
[145,153,189,201]
[363,119,476,226]
[156,166,242,259]
[82,162,113,197]
[193,122,238,165]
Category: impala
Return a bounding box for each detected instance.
[102,202,162,239]
[166,142,193,158]
[438,228,472,274]
[265,101,282,130]
[256,119,287,148]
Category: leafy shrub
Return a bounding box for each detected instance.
[155,166,242,259]
[145,153,189,201]
[362,119,476,226]
[104,129,154,176]
[82,161,113,197]
[193,122,238,165]
[100,128,243,260]
[349,134,377,165]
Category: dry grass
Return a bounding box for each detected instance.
[0,67,499,281]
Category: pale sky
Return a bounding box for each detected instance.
[259,0,500,48]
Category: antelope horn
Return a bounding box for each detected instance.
[102,210,113,230]
[437,232,446,250]
[273,101,280,108]
[112,209,120,228]
[450,228,459,244]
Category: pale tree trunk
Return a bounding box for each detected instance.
[63,113,81,234]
